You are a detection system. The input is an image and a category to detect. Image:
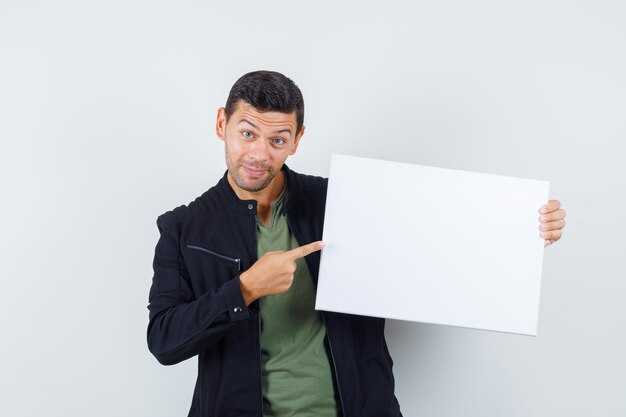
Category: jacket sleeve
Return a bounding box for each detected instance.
[146,215,251,365]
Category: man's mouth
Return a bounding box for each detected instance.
[242,165,268,178]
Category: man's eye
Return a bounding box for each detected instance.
[273,138,286,145]
[242,131,253,139]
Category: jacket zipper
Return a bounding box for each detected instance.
[244,216,263,417]
[286,215,346,417]
[185,244,241,271]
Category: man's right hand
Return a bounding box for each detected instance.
[239,241,325,306]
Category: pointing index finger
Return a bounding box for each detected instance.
[287,241,325,260]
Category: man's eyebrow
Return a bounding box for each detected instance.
[238,118,293,136]
[238,118,259,130]
[273,128,293,135]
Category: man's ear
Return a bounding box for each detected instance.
[289,125,306,155]
[215,107,226,141]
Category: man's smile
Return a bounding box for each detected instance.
[242,165,270,178]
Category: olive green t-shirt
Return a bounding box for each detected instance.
[257,190,340,417]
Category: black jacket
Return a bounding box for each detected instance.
[147,165,402,417]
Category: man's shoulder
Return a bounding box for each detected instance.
[286,168,328,192]
[155,182,224,230]
[283,168,328,213]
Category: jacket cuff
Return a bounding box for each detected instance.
[222,276,250,321]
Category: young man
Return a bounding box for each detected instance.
[147,70,566,417]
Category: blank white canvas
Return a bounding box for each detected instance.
[316,154,550,335]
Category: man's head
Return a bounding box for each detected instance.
[216,70,306,195]
[224,70,305,136]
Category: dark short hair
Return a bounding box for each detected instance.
[224,70,305,134]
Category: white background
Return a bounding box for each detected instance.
[1,1,624,416]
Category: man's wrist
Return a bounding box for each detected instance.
[239,272,257,306]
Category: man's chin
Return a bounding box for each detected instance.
[234,175,273,193]
[238,182,269,193]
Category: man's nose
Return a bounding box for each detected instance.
[247,138,270,161]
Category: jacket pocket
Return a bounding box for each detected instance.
[185,243,241,271]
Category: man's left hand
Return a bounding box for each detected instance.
[539,200,566,247]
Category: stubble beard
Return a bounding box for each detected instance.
[225,146,278,193]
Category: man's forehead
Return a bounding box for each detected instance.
[230,102,297,131]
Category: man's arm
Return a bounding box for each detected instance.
[539,199,566,247]
[146,219,249,366]
[146,217,325,365]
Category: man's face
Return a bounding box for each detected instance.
[216,101,304,194]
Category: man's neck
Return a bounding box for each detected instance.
[227,170,286,226]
